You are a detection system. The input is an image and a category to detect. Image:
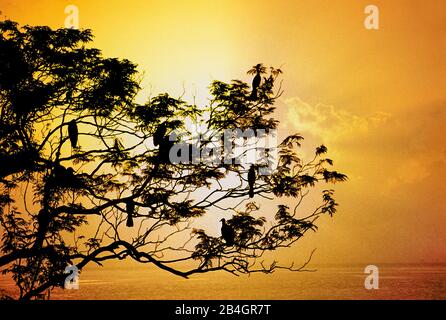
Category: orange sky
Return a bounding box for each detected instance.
[1,0,445,267]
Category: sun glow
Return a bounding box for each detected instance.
[1,0,445,278]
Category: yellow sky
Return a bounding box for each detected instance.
[1,0,445,267]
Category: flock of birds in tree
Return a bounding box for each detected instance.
[219,64,263,246]
[63,65,265,245]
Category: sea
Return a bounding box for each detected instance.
[1,263,445,300]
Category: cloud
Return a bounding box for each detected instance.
[283,97,391,143]
[282,97,446,194]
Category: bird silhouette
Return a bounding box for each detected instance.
[68,120,78,149]
[112,138,124,161]
[158,136,175,164]
[220,218,235,246]
[251,74,261,100]
[153,122,167,147]
[114,138,121,151]
[248,165,256,198]
[126,200,134,227]
[35,208,50,249]
[49,164,83,189]
[247,64,265,100]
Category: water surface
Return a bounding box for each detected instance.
[1,263,445,300]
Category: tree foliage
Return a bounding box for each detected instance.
[0,21,347,300]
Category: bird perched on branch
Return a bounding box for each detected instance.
[114,138,122,151]
[153,122,167,147]
[220,218,235,246]
[248,165,256,198]
[158,136,175,164]
[247,63,266,100]
[111,138,124,163]
[153,122,175,164]
[68,119,78,149]
[126,200,134,227]
[34,208,50,249]
[251,74,261,100]
[49,164,83,189]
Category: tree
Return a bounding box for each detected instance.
[0,20,347,300]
